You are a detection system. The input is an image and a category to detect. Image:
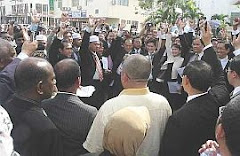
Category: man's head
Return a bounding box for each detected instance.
[121,54,151,88]
[36,35,47,50]
[133,37,142,49]
[123,38,133,53]
[59,40,72,58]
[72,33,82,48]
[0,32,13,42]
[54,59,81,93]
[145,39,157,53]
[216,99,240,156]
[227,55,240,88]
[192,37,204,54]
[182,60,213,94]
[63,31,73,43]
[0,38,16,71]
[14,32,24,47]
[14,57,57,101]
[89,35,100,52]
[217,41,231,59]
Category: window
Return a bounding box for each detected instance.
[127,20,131,24]
[117,0,129,6]
[36,4,42,13]
[58,0,62,9]
[72,0,79,7]
[95,9,99,14]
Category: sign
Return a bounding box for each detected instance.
[49,0,54,14]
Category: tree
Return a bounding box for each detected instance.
[139,0,203,24]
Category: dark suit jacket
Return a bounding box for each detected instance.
[202,47,230,106]
[42,93,97,156]
[160,93,219,156]
[80,31,97,86]
[0,58,21,104]
[4,95,64,156]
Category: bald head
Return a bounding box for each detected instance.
[0,38,16,70]
[15,57,54,94]
[54,59,80,90]
[122,54,151,81]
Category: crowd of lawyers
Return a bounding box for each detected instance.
[1,12,240,156]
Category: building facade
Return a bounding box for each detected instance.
[194,0,240,20]
[0,0,145,31]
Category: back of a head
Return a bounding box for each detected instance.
[222,97,240,155]
[183,60,213,92]
[122,54,151,81]
[229,55,240,76]
[103,106,150,156]
[0,38,16,70]
[54,59,80,90]
[14,57,51,93]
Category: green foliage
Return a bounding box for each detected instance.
[139,0,203,24]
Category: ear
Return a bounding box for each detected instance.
[59,48,63,54]
[75,77,81,88]
[36,81,44,95]
[121,72,129,84]
[215,123,225,141]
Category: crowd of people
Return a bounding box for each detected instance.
[1,12,240,156]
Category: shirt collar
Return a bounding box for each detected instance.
[233,86,240,97]
[197,51,204,60]
[233,49,240,56]
[186,91,208,103]
[120,87,150,95]
[219,56,228,62]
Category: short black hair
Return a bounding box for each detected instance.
[183,60,213,92]
[59,39,71,50]
[15,58,50,92]
[229,55,240,76]
[145,38,157,47]
[222,97,240,155]
[171,44,182,51]
[54,59,80,90]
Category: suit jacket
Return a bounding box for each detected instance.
[42,93,97,156]
[202,47,230,106]
[0,58,21,104]
[4,95,64,156]
[80,31,97,86]
[48,37,62,66]
[160,93,219,156]
[180,46,230,106]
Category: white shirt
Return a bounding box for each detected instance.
[233,49,240,56]
[219,56,229,70]
[83,88,172,156]
[232,86,240,97]
[0,106,14,156]
[187,92,208,103]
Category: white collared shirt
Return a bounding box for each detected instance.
[233,86,240,97]
[187,92,208,103]
[219,56,229,70]
[233,49,240,56]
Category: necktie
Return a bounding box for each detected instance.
[93,53,103,81]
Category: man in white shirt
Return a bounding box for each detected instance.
[83,54,172,156]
